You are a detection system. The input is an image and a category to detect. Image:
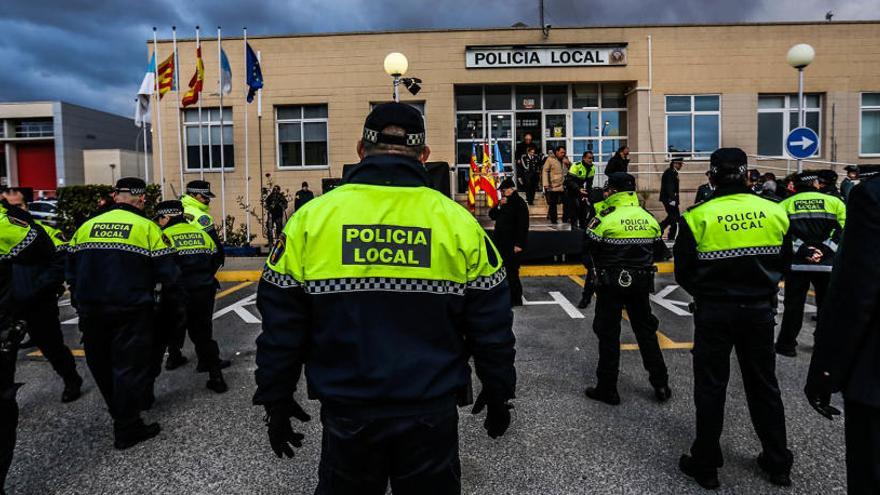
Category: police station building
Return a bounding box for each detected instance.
[153,20,880,227]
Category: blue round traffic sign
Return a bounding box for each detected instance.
[786,127,819,159]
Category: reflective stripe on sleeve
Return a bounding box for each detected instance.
[697,245,782,260]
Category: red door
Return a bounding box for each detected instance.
[17,143,57,193]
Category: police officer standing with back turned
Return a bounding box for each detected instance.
[583,172,671,406]
[151,200,228,396]
[674,148,793,490]
[173,180,225,368]
[254,103,517,494]
[806,172,880,493]
[67,178,180,449]
[775,172,846,358]
[1,189,53,494]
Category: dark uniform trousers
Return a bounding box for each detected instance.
[546,192,563,224]
[182,286,221,370]
[149,296,187,384]
[658,203,680,240]
[523,172,539,205]
[316,406,461,495]
[691,300,793,473]
[504,253,522,307]
[17,296,77,381]
[845,400,880,494]
[80,309,154,424]
[778,271,830,349]
[593,282,668,389]
[0,339,21,493]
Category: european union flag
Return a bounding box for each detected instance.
[246,42,263,103]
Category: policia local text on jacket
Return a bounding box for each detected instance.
[66,185,180,449]
[807,174,880,493]
[254,103,516,495]
[583,177,670,405]
[775,178,846,357]
[674,148,794,489]
[1,200,54,494]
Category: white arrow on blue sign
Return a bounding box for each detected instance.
[786,127,819,159]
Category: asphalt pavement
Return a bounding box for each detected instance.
[7,275,846,494]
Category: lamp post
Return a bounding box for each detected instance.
[384,52,409,102]
[787,43,815,172]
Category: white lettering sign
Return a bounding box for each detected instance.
[466,45,627,68]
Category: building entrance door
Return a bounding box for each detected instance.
[515,112,541,164]
[488,112,514,178]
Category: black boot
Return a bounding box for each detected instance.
[113,418,161,450]
[584,386,620,406]
[206,369,228,394]
[654,385,672,403]
[577,295,592,309]
[165,351,188,370]
[679,454,720,490]
[61,373,83,403]
[757,453,792,487]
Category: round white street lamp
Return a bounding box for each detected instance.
[787,43,815,172]
[384,52,409,102]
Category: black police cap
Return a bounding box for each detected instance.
[154,200,184,218]
[844,165,860,173]
[114,177,147,195]
[362,102,426,147]
[186,180,215,198]
[796,171,820,185]
[816,169,838,184]
[499,177,516,190]
[606,172,636,192]
[709,148,748,176]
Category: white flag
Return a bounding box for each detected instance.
[134,52,156,127]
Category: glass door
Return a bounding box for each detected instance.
[543,111,569,158]
[488,112,514,176]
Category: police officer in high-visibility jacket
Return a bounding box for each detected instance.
[1,191,83,404]
[583,172,671,406]
[181,181,224,258]
[67,178,180,450]
[152,200,228,393]
[775,171,846,357]
[674,148,794,490]
[564,151,597,229]
[1,192,53,493]
[254,103,517,494]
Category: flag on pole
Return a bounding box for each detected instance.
[480,142,498,208]
[245,42,263,103]
[468,143,480,209]
[157,53,175,98]
[493,141,506,176]
[220,48,232,95]
[181,45,204,107]
[134,52,156,127]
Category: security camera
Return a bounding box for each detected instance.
[542,24,551,38]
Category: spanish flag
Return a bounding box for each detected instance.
[181,45,204,107]
[480,142,498,208]
[156,53,175,99]
[468,143,479,210]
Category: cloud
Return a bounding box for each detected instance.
[0,0,865,116]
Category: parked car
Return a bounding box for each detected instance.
[28,200,59,226]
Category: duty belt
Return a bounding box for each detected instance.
[595,267,656,288]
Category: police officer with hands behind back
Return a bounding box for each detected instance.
[67,177,180,450]
[583,172,671,406]
[775,171,846,358]
[674,148,793,490]
[1,188,54,494]
[151,200,228,396]
[254,102,517,495]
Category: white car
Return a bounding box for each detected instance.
[28,200,59,226]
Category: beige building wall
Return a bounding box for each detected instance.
[83,149,148,185]
[152,21,880,234]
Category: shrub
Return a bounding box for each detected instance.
[222,215,257,247]
[56,184,162,236]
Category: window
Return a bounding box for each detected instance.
[757,94,821,157]
[665,95,720,158]
[861,93,880,156]
[183,108,234,170]
[276,105,329,168]
[15,119,53,138]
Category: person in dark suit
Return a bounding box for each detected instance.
[604,146,630,175]
[694,171,714,204]
[806,174,880,494]
[659,158,683,240]
[489,178,529,306]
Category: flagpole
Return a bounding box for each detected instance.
[217,26,227,242]
[196,26,205,180]
[243,27,251,241]
[172,26,184,192]
[257,49,265,238]
[152,28,166,197]
[143,123,149,181]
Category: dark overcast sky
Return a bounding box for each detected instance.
[0,0,871,117]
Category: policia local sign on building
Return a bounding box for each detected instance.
[465,44,628,68]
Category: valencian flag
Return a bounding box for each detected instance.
[481,142,498,207]
[181,45,205,107]
[467,142,480,209]
[245,42,263,103]
[156,53,175,99]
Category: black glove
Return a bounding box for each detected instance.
[804,370,842,421]
[471,390,512,439]
[265,400,311,458]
